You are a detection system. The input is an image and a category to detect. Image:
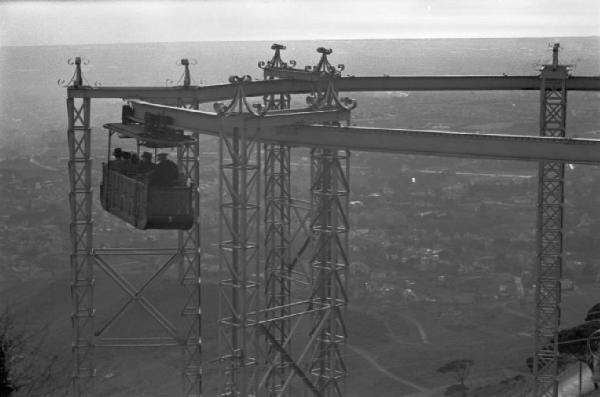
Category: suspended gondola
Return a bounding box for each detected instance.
[99,108,195,230]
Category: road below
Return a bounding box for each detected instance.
[347,344,429,393]
[397,313,430,344]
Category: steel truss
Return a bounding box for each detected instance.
[250,146,349,397]
[308,148,350,397]
[533,44,569,397]
[263,143,293,396]
[91,248,182,348]
[261,44,297,396]
[177,139,202,396]
[256,45,353,397]
[176,68,203,396]
[68,77,95,395]
[216,78,263,396]
[67,58,202,396]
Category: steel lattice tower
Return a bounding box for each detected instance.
[177,139,202,396]
[217,76,262,396]
[67,58,95,395]
[533,43,569,397]
[261,44,296,397]
[176,63,203,396]
[67,59,203,397]
[308,148,350,396]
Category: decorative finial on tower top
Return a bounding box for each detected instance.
[259,43,296,70]
[180,58,191,87]
[214,75,266,116]
[59,56,90,87]
[305,47,344,76]
[73,57,83,87]
[539,42,570,78]
[552,43,560,68]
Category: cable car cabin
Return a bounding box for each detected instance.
[100,119,195,230]
[100,165,193,230]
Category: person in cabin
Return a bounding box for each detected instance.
[109,147,124,170]
[131,153,139,166]
[148,153,179,185]
[138,151,156,174]
[120,151,134,174]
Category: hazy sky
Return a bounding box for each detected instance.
[0,0,599,46]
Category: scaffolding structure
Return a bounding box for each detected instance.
[64,43,600,397]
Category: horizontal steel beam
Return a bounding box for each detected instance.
[67,75,600,100]
[128,101,350,135]
[119,101,600,164]
[271,125,600,164]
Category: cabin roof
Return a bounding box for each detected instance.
[103,123,195,148]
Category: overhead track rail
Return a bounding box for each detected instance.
[113,100,600,165]
[67,75,600,101]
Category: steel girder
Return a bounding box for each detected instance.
[308,148,350,397]
[65,75,600,101]
[533,44,568,397]
[123,100,600,165]
[68,94,95,396]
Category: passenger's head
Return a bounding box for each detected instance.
[157,153,168,162]
[113,147,123,159]
[141,151,152,162]
[122,152,132,160]
[131,154,139,164]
